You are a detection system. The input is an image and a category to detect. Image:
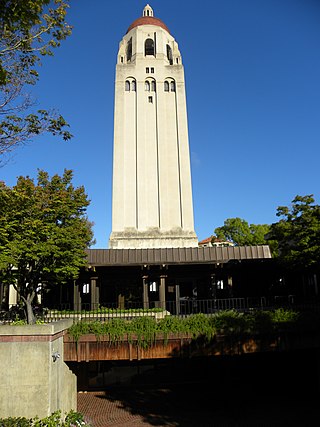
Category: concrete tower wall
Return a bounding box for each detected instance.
[110,6,198,248]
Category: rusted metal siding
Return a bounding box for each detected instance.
[86,245,272,267]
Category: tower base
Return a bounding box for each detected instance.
[109,227,198,249]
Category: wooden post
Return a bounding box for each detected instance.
[175,284,180,315]
[142,275,149,309]
[159,275,167,310]
[118,294,125,309]
[90,277,99,310]
[73,281,82,311]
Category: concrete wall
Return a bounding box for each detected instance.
[0,319,76,419]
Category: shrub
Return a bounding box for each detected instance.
[0,410,91,426]
[271,308,299,323]
[0,417,32,427]
[209,310,247,334]
[184,313,214,339]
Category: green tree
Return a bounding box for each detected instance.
[0,0,72,162]
[267,195,320,268]
[0,170,94,324]
[214,217,270,246]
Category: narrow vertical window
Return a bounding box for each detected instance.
[151,81,156,92]
[145,38,155,56]
[170,81,175,92]
[148,96,153,103]
[146,67,149,73]
[164,81,169,92]
[127,37,132,62]
[125,80,130,91]
[151,67,154,73]
[145,81,150,91]
[167,44,173,65]
[132,80,136,91]
[120,56,124,63]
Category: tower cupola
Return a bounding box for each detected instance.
[143,4,154,17]
[126,5,170,34]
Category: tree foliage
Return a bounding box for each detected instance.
[268,195,320,269]
[214,217,270,246]
[0,169,94,324]
[0,0,72,161]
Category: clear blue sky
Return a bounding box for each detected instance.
[2,0,320,247]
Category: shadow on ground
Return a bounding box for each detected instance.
[78,350,320,427]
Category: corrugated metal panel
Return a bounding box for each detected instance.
[245,246,251,259]
[86,245,272,266]
[214,247,221,261]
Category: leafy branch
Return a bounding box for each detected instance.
[0,0,72,162]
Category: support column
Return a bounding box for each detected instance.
[73,281,82,311]
[317,349,320,395]
[228,275,233,297]
[90,277,99,310]
[175,284,180,316]
[210,274,217,299]
[159,275,167,310]
[142,275,149,309]
[8,285,17,308]
[314,274,318,296]
[118,294,125,309]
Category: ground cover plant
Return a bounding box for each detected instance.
[0,410,91,427]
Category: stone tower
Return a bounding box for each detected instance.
[109,5,198,249]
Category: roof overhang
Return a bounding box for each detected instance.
[86,246,272,267]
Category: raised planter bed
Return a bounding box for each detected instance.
[63,330,320,362]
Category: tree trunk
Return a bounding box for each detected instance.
[25,298,36,324]
[13,283,37,324]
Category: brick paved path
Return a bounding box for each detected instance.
[77,385,319,427]
[77,353,319,427]
[77,385,239,427]
[78,391,151,427]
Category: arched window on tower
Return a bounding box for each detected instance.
[132,80,136,91]
[145,81,150,91]
[167,44,173,65]
[127,38,132,62]
[145,38,155,56]
[151,81,156,92]
[164,81,169,92]
[125,80,130,91]
[170,81,176,92]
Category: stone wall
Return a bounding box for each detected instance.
[0,319,76,419]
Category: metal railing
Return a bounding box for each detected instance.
[1,295,319,324]
[41,295,319,322]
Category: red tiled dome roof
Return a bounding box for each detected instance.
[127,16,170,34]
